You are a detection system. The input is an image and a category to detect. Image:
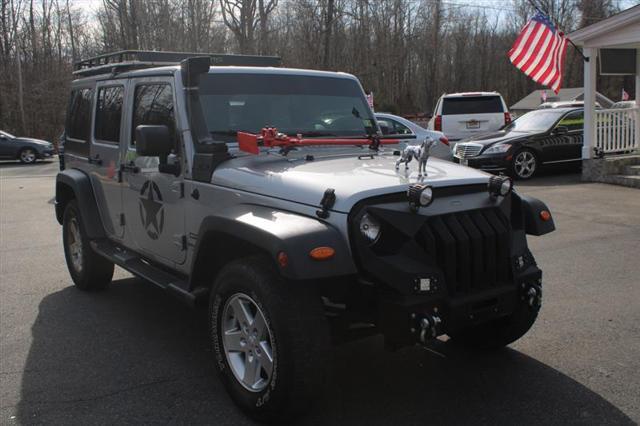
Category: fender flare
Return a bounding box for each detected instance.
[55,169,106,239]
[189,205,357,285]
[518,194,555,236]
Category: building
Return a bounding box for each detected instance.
[570,5,640,187]
[510,88,613,117]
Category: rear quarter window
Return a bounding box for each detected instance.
[66,88,93,141]
[442,96,504,115]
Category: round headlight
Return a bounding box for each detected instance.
[419,186,433,206]
[359,213,381,244]
[500,178,513,196]
[488,175,513,197]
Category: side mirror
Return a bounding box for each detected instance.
[553,126,569,135]
[135,125,180,175]
[135,125,172,157]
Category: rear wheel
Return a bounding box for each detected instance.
[19,148,37,164]
[209,256,329,422]
[62,200,114,290]
[510,149,538,180]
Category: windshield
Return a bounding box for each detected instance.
[197,73,376,142]
[506,110,565,132]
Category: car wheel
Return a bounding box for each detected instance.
[62,200,114,290]
[19,148,37,164]
[510,149,538,180]
[210,256,329,422]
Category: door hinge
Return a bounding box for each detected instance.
[119,213,125,226]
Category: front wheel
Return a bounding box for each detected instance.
[19,148,37,164]
[510,149,538,180]
[209,256,329,422]
[62,200,114,290]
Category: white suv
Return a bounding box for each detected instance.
[428,92,512,142]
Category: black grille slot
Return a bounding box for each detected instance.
[419,208,511,296]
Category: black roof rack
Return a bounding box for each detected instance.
[73,50,281,77]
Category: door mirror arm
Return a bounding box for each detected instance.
[553,126,569,136]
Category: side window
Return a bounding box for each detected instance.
[389,119,412,135]
[94,86,124,143]
[131,83,176,146]
[67,88,93,141]
[558,111,584,132]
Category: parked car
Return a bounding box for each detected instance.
[56,51,555,422]
[375,112,452,160]
[0,130,55,164]
[453,107,584,179]
[538,100,601,109]
[611,100,637,109]
[428,92,512,142]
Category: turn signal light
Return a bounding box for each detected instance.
[540,210,551,221]
[309,247,335,261]
[277,251,289,268]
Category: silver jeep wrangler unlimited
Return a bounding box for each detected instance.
[56,51,555,422]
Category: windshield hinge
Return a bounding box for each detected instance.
[316,188,336,219]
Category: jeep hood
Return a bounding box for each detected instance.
[212,153,490,213]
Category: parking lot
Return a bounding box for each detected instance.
[1,159,639,425]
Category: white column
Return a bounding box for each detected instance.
[635,49,640,152]
[582,47,597,159]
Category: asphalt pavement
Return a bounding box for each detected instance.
[1,160,639,425]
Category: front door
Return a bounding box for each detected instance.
[90,82,126,238]
[556,110,584,160]
[120,78,186,265]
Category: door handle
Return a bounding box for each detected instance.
[88,155,103,165]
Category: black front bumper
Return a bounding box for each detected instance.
[349,187,542,349]
[454,152,511,172]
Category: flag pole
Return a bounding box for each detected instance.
[526,0,589,62]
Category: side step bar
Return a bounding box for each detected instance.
[91,239,207,306]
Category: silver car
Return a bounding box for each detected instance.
[375,112,453,160]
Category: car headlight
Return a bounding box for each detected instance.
[359,213,381,244]
[483,143,511,155]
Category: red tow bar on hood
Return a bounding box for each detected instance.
[237,127,402,155]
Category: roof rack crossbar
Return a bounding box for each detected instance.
[73,50,281,77]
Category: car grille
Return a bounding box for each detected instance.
[455,143,483,158]
[415,208,511,296]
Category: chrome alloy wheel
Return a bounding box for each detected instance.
[514,151,536,178]
[222,293,275,392]
[67,217,83,273]
[20,148,36,164]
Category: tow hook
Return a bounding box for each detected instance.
[419,314,442,344]
[525,283,542,310]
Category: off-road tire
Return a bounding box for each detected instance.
[209,256,329,423]
[62,200,114,290]
[509,148,538,180]
[452,299,539,350]
[18,148,37,164]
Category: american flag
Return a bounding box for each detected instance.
[509,11,568,94]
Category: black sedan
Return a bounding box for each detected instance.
[0,130,55,164]
[453,107,583,179]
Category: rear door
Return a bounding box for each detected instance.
[89,81,127,239]
[442,96,505,140]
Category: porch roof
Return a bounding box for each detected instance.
[569,5,640,48]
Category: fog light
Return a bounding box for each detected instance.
[407,184,433,211]
[488,175,512,197]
